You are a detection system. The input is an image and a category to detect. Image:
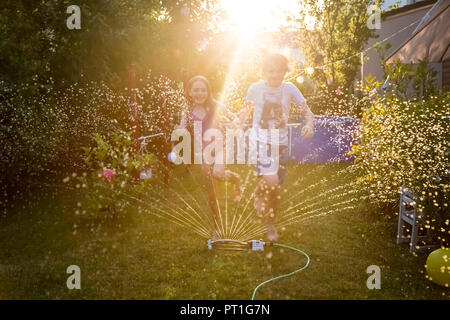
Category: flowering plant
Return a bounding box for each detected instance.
[75,129,155,218]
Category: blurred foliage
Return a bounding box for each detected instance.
[301,85,362,117]
[0,77,129,194]
[0,71,186,207]
[413,58,438,98]
[293,0,383,90]
[384,60,413,98]
[373,41,392,77]
[136,72,187,164]
[0,0,222,87]
[0,0,223,207]
[350,93,450,245]
[375,43,439,99]
[75,129,155,218]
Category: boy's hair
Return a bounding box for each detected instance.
[262,53,290,73]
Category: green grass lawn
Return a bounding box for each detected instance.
[0,163,448,299]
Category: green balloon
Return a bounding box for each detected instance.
[425,248,450,287]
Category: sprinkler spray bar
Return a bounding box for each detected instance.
[207,239,274,251]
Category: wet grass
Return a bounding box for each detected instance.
[0,164,448,299]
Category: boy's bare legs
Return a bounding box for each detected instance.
[254,174,280,242]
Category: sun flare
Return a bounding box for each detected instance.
[220,0,301,35]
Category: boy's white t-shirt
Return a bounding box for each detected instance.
[245,81,307,145]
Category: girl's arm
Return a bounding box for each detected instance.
[231,83,257,129]
[233,101,254,129]
[175,108,188,130]
[215,103,235,125]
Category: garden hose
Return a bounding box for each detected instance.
[207,239,310,299]
[251,242,310,300]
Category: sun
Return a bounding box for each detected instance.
[220,0,301,35]
[215,0,310,107]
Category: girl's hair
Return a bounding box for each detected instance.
[262,53,290,73]
[185,75,216,111]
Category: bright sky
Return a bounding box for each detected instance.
[215,0,315,105]
[219,0,307,34]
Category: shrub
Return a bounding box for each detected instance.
[351,93,449,245]
[75,130,156,218]
[304,85,363,117]
[0,79,68,198]
[1,71,185,212]
[0,78,131,189]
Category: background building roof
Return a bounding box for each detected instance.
[386,0,450,63]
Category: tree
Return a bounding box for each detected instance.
[0,0,222,87]
[0,0,226,198]
[293,0,383,90]
[375,44,437,98]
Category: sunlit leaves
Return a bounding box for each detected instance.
[352,93,450,245]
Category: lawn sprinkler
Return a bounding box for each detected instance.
[207,239,272,251]
[206,238,311,300]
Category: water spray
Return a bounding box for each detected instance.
[206,238,310,299]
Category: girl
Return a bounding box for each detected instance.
[178,75,243,240]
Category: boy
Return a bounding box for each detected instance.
[235,53,314,241]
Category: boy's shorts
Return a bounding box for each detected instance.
[254,144,289,184]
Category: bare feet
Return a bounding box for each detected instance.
[267,224,278,242]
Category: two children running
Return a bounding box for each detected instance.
[179,53,315,242]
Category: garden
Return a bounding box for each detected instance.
[0,0,448,300]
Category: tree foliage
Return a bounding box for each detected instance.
[0,0,222,87]
[293,0,383,89]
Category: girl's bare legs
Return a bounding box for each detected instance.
[212,164,243,202]
[202,164,243,240]
[202,164,222,240]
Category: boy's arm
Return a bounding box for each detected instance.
[299,101,314,139]
[291,83,314,139]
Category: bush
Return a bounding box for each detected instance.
[0,78,131,199]
[1,72,186,213]
[351,93,450,245]
[299,85,364,118]
[74,130,156,218]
